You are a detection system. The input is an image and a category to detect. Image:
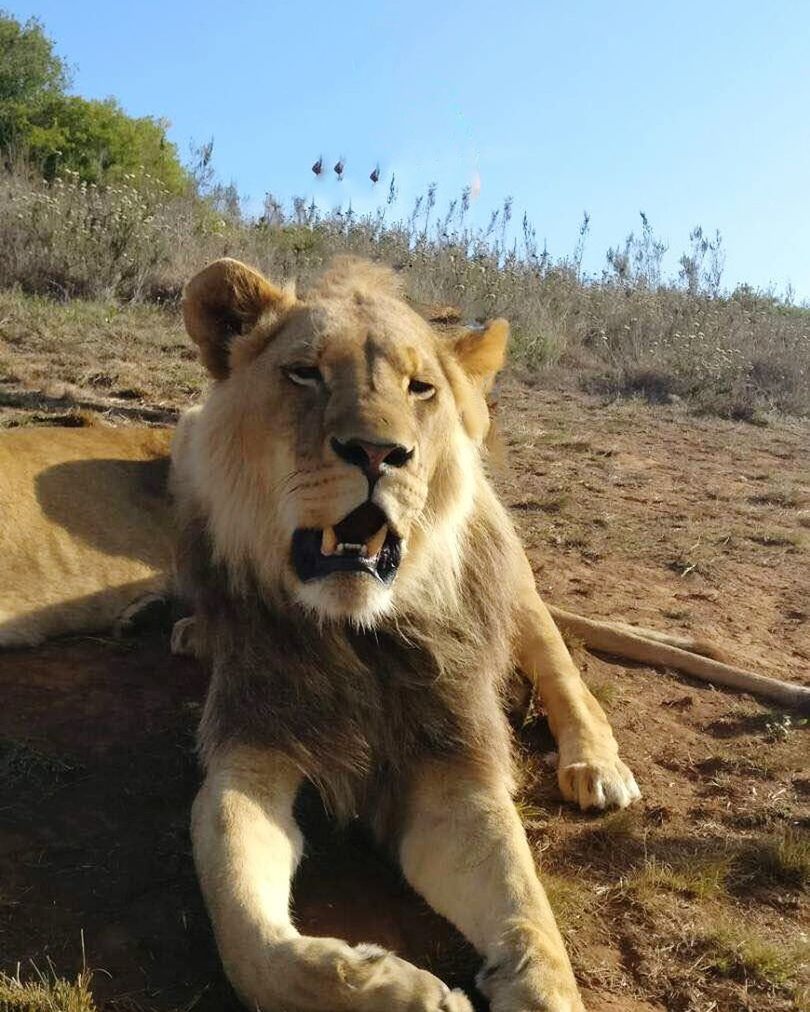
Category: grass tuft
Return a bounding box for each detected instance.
[747,528,804,548]
[735,829,810,890]
[696,922,807,990]
[632,854,732,900]
[0,971,96,1012]
[542,872,594,933]
[0,740,78,787]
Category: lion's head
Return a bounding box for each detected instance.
[179,256,508,627]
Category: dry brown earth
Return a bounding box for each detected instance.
[0,370,807,1011]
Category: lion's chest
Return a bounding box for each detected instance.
[200,620,512,823]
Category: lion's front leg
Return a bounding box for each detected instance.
[193,745,471,1012]
[514,553,640,810]
[400,760,584,1012]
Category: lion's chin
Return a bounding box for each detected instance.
[293,572,395,628]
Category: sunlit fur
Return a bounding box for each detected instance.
[0,423,173,647]
[174,257,504,630]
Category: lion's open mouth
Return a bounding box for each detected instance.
[291,501,402,585]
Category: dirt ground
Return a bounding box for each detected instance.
[0,373,808,1011]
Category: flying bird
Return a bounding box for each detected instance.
[311,156,324,177]
[370,164,380,184]
[334,158,345,180]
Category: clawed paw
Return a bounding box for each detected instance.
[170,616,199,656]
[558,755,641,811]
[113,592,171,638]
[477,950,585,1012]
[351,945,473,1011]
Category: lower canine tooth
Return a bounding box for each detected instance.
[365,524,388,558]
[321,526,337,555]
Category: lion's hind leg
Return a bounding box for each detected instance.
[399,759,584,1012]
[192,746,471,1012]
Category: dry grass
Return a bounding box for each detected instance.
[0,971,96,1012]
[630,853,733,901]
[746,527,805,549]
[734,829,810,890]
[0,288,202,426]
[0,740,78,787]
[695,921,807,993]
[542,872,597,935]
[1,166,809,420]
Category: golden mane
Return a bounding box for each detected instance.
[171,256,524,823]
[305,255,405,302]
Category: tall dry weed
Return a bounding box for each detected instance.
[1,168,808,417]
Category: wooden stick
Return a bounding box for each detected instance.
[549,606,810,713]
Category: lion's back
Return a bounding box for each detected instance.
[0,424,174,646]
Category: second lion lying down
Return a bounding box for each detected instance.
[171,256,639,1011]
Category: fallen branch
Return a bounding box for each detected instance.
[549,606,810,713]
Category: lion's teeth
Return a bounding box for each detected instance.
[365,524,388,558]
[321,526,337,556]
[334,542,363,556]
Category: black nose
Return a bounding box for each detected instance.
[331,438,413,481]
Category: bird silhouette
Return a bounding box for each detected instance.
[370,164,380,184]
[311,156,324,177]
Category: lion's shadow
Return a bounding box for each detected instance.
[0,632,487,1010]
[33,455,172,567]
[0,455,175,644]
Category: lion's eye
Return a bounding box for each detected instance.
[408,378,435,399]
[284,365,323,388]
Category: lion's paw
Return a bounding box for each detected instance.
[170,616,199,657]
[477,949,584,1012]
[558,755,641,811]
[113,592,172,638]
[350,945,473,1011]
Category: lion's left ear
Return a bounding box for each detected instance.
[452,318,509,391]
[183,258,295,379]
[445,319,509,444]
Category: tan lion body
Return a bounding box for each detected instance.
[0,424,173,647]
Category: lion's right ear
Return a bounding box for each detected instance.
[183,258,294,379]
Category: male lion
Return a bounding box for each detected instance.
[170,255,642,1012]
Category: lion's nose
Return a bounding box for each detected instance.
[330,437,414,481]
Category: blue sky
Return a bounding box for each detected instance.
[8,0,810,296]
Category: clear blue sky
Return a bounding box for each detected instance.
[7,0,810,296]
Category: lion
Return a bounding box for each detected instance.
[164,254,644,1012]
[166,258,807,1012]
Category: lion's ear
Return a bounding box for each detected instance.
[183,258,293,379]
[452,318,509,391]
